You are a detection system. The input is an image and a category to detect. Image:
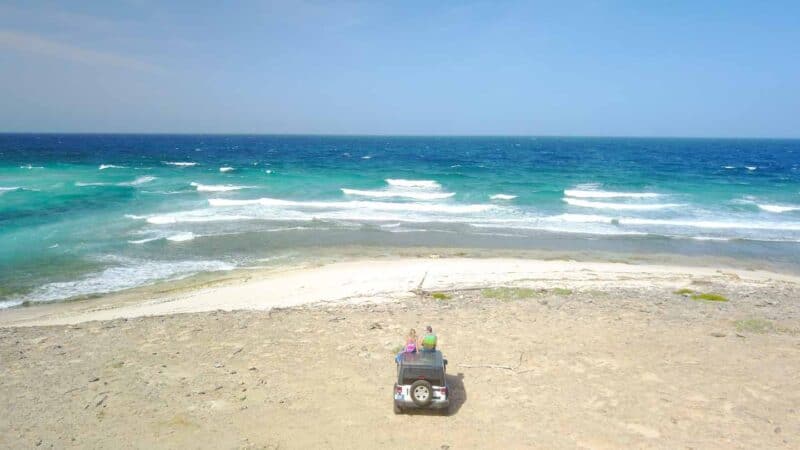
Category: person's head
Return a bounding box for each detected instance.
[408,328,416,339]
[426,325,433,334]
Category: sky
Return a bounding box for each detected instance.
[0,1,798,137]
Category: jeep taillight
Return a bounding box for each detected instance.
[395,385,402,395]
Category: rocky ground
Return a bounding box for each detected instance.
[1,278,799,449]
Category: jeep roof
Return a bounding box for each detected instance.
[397,350,445,368]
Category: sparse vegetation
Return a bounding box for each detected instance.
[673,289,729,302]
[691,292,729,302]
[431,292,451,300]
[481,287,538,300]
[551,288,573,296]
[734,318,774,334]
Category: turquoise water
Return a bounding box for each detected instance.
[1,134,799,306]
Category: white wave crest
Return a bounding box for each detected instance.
[0,186,21,195]
[99,164,126,170]
[10,259,234,304]
[144,213,251,225]
[128,236,161,244]
[746,166,757,171]
[208,197,495,214]
[119,176,156,186]
[563,198,682,211]
[75,182,111,187]
[549,214,800,231]
[564,188,661,199]
[490,194,517,201]
[163,161,197,167]
[190,182,250,192]
[219,166,235,172]
[19,164,44,169]
[758,204,800,213]
[341,188,454,200]
[166,232,196,242]
[385,179,441,189]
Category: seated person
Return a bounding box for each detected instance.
[419,325,437,352]
[395,329,418,363]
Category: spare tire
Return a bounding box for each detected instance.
[410,380,433,407]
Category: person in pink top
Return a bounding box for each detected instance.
[395,329,418,363]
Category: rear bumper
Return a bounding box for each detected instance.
[394,398,450,409]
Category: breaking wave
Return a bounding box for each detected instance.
[563,198,682,211]
[191,182,251,192]
[490,194,517,200]
[341,188,454,200]
[564,188,662,199]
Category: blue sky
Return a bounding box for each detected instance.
[1,1,798,136]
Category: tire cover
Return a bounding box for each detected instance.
[410,380,433,407]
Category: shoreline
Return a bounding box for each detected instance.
[3,254,799,327]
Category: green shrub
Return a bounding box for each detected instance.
[431,292,450,300]
[691,292,729,302]
[551,287,573,296]
[674,288,695,295]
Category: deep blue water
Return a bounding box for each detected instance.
[1,134,799,306]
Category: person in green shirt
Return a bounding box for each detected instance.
[419,325,437,352]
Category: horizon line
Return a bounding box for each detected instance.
[1,131,799,140]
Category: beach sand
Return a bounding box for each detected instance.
[1,257,799,448]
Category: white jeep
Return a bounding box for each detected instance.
[393,350,450,414]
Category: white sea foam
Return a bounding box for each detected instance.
[128,236,161,244]
[208,197,496,214]
[128,231,198,243]
[143,212,252,225]
[490,194,517,200]
[163,161,197,167]
[757,204,800,213]
[385,179,441,189]
[0,186,21,195]
[99,164,125,170]
[78,176,156,187]
[549,214,800,231]
[190,182,250,192]
[265,169,273,174]
[219,166,235,172]
[746,166,757,171]
[10,259,234,305]
[340,188,454,200]
[564,188,661,199]
[166,232,196,242]
[119,176,156,186]
[563,198,682,211]
[723,166,736,169]
[361,155,372,159]
[19,164,44,169]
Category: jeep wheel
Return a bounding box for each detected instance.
[410,380,433,407]
[393,403,403,415]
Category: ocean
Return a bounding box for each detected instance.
[1,134,799,307]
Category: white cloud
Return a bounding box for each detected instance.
[0,29,162,72]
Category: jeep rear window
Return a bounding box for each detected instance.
[401,367,444,385]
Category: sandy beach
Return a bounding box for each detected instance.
[1,257,799,448]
